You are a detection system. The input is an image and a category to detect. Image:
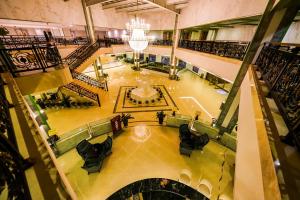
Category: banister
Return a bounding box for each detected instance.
[8,75,78,200]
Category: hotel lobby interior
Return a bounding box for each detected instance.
[0,0,300,200]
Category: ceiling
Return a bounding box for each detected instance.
[85,0,190,14]
[184,11,300,31]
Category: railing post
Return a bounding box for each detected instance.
[97,94,101,107]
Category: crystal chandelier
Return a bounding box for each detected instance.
[122,1,153,52]
[122,17,154,52]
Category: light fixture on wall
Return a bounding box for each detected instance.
[122,0,153,52]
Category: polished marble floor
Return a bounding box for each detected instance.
[47,64,234,199]
[57,126,235,200]
[46,65,228,135]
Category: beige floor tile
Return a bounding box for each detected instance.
[49,64,234,199]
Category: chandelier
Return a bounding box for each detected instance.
[122,17,154,52]
[122,1,154,52]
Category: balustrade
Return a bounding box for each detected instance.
[255,43,300,148]
[66,39,109,70]
[178,40,249,60]
[0,76,31,199]
[0,35,89,49]
[71,71,106,90]
[62,82,100,106]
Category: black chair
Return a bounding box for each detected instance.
[82,153,104,174]
[179,141,193,157]
[193,134,209,150]
[76,139,94,159]
[179,124,191,141]
[76,137,113,174]
[178,124,210,156]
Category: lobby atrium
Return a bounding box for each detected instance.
[0,0,300,200]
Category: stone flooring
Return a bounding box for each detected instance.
[46,65,228,135]
[47,65,235,199]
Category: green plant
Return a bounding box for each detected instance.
[0,26,9,36]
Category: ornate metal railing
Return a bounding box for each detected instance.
[255,43,300,148]
[178,40,249,60]
[0,35,89,49]
[64,43,90,65]
[71,71,106,90]
[151,40,173,46]
[0,35,47,49]
[53,36,89,45]
[62,82,100,106]
[0,44,62,77]
[105,38,124,45]
[66,39,106,70]
[106,38,173,46]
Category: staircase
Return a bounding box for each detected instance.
[61,82,101,106]
[62,39,112,107]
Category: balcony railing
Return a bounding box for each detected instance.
[0,35,89,49]
[178,40,249,60]
[255,42,300,148]
[105,38,173,46]
[150,40,173,46]
[0,43,62,77]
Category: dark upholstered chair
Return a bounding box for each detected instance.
[179,124,191,141]
[76,139,94,159]
[193,134,209,150]
[179,142,193,157]
[178,124,210,156]
[76,137,113,174]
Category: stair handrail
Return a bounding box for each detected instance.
[64,43,90,64]
[62,82,100,106]
[67,40,101,70]
[71,71,106,89]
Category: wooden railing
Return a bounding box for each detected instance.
[7,74,78,199]
[0,75,31,199]
[178,40,249,60]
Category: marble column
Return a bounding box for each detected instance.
[81,0,95,42]
[93,57,102,81]
[170,14,179,79]
[134,52,140,71]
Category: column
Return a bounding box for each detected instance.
[133,52,140,71]
[81,0,95,42]
[93,57,102,81]
[216,0,299,130]
[170,14,179,79]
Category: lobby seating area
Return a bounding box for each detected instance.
[76,137,112,174]
[0,0,299,199]
[179,124,210,156]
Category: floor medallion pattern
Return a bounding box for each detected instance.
[113,85,178,113]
